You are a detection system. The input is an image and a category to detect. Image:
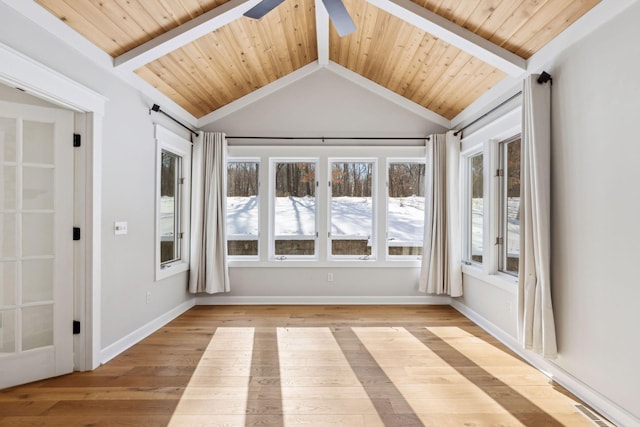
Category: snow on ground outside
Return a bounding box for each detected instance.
[226,196,425,244]
[471,198,520,257]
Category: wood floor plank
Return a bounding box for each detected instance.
[0,306,610,426]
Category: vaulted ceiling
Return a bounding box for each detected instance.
[33,0,600,124]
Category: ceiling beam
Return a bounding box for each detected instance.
[315,0,330,65]
[114,0,261,72]
[365,0,526,77]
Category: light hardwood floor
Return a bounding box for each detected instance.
[0,306,607,426]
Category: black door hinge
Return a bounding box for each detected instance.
[73,227,81,241]
[73,133,81,147]
[73,320,81,334]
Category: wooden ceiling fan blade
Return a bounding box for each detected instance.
[243,0,285,19]
[321,0,356,37]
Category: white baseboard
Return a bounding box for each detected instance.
[196,295,452,305]
[450,299,639,427]
[99,299,196,364]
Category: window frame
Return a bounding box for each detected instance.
[385,157,426,261]
[268,157,319,261]
[226,157,261,261]
[155,125,191,281]
[497,135,522,276]
[460,106,521,288]
[327,157,378,261]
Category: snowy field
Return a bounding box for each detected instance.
[470,198,520,258]
[226,196,425,244]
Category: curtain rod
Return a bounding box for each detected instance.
[150,104,198,136]
[225,136,431,141]
[453,71,552,138]
[453,91,522,137]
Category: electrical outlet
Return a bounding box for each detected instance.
[327,273,334,282]
[146,291,151,304]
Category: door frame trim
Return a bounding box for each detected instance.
[1,41,106,370]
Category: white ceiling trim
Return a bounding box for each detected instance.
[198,62,323,126]
[114,0,262,72]
[315,0,330,66]
[326,61,451,128]
[365,0,526,77]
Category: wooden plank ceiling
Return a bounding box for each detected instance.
[35,0,600,120]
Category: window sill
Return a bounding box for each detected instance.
[462,264,518,295]
[156,260,189,281]
[228,260,421,268]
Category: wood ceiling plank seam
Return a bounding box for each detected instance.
[383,25,426,93]
[84,0,151,53]
[392,32,438,97]
[279,0,308,70]
[197,29,262,101]
[228,21,273,90]
[297,0,319,66]
[114,0,175,39]
[487,0,553,55]
[155,0,190,27]
[419,49,477,111]
[512,0,600,58]
[135,67,201,115]
[177,42,232,108]
[460,0,506,35]
[425,57,490,117]
[372,19,416,89]
[174,0,211,20]
[402,37,450,102]
[441,65,505,119]
[473,0,522,42]
[151,54,219,114]
[448,0,488,30]
[361,8,399,81]
[34,0,124,56]
[243,18,286,88]
[258,12,296,82]
[340,0,370,72]
[503,0,573,57]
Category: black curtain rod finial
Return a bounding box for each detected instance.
[537,71,552,84]
[149,103,198,136]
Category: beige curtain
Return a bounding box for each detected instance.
[419,131,462,296]
[518,75,557,358]
[189,131,230,294]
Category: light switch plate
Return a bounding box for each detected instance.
[114,221,128,235]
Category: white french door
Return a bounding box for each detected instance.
[0,100,74,388]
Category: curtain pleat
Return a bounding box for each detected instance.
[518,75,557,358]
[189,132,230,294]
[419,131,462,297]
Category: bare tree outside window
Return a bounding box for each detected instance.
[388,162,425,257]
[330,161,374,257]
[273,162,317,257]
[226,161,259,256]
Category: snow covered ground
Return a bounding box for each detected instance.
[226,196,425,244]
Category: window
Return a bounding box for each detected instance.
[271,160,317,259]
[155,125,191,280]
[499,136,521,275]
[387,161,425,258]
[467,153,484,264]
[226,160,259,258]
[329,160,375,259]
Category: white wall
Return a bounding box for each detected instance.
[455,2,640,422]
[202,68,447,138]
[198,69,448,304]
[0,3,194,352]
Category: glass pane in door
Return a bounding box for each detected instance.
[22,305,53,350]
[1,165,16,209]
[0,309,16,353]
[23,121,54,164]
[0,118,16,162]
[22,259,53,303]
[0,261,17,306]
[22,213,54,257]
[0,213,17,258]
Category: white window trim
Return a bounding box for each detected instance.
[269,157,320,261]
[460,106,521,286]
[385,157,426,261]
[226,157,261,261]
[155,124,191,281]
[327,157,378,261]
